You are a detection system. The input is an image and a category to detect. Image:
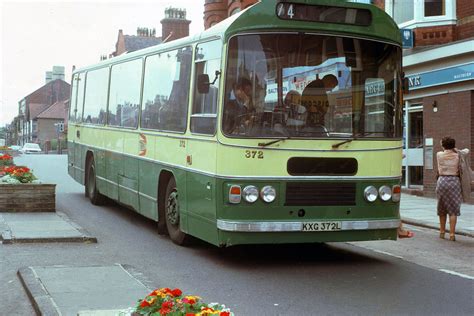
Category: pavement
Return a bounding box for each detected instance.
[400,193,474,237]
[2,193,473,315]
[0,211,97,244]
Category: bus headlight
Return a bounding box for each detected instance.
[260,185,276,203]
[243,185,259,203]
[364,186,378,202]
[378,185,392,201]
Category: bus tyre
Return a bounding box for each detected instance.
[165,177,189,246]
[86,157,106,205]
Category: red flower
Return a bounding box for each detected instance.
[171,288,182,297]
[159,307,171,315]
[162,301,174,309]
[220,312,231,316]
[140,299,151,308]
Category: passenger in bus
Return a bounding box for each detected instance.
[223,77,253,134]
[283,90,306,128]
[301,74,338,131]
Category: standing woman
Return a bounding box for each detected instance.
[436,136,469,241]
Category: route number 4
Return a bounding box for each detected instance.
[287,4,294,19]
[277,3,294,19]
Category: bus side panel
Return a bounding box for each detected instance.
[185,139,219,245]
[75,141,85,184]
[138,158,159,220]
[120,132,140,211]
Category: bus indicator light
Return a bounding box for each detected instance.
[229,185,242,204]
[392,185,401,202]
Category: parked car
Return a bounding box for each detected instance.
[20,143,42,154]
[10,145,21,151]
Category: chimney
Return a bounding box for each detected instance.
[45,71,52,84]
[160,7,191,42]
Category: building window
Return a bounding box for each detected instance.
[424,0,444,17]
[385,0,455,28]
[392,0,414,24]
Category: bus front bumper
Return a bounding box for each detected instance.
[217,219,400,232]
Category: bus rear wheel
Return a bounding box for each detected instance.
[165,177,189,246]
[85,157,106,205]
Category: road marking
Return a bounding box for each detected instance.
[439,269,474,280]
[370,249,404,259]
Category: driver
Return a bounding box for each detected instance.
[223,77,253,134]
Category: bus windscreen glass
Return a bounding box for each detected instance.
[223,33,402,139]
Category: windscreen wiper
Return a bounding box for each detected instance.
[258,137,291,147]
[331,131,377,149]
[332,138,354,149]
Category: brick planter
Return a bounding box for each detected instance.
[0,184,56,212]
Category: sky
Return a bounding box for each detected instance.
[0,0,205,126]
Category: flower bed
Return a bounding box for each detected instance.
[134,288,233,316]
[0,158,55,212]
[0,153,13,167]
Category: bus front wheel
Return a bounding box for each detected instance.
[165,177,189,246]
[85,157,106,205]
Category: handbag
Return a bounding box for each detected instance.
[457,150,472,202]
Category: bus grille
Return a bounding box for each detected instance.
[285,182,356,206]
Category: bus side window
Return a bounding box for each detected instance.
[83,67,109,125]
[141,46,192,132]
[191,40,222,135]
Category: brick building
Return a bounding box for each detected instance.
[204,0,257,29]
[18,79,70,147]
[383,0,474,198]
[111,8,190,57]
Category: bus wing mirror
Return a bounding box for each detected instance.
[403,78,409,94]
[402,72,409,94]
[197,74,210,94]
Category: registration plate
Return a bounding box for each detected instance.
[302,221,342,232]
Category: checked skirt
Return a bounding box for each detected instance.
[436,176,462,216]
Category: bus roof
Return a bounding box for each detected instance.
[222,0,401,44]
[73,0,400,74]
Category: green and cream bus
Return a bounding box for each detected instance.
[68,0,405,247]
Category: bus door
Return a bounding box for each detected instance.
[186,40,221,238]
